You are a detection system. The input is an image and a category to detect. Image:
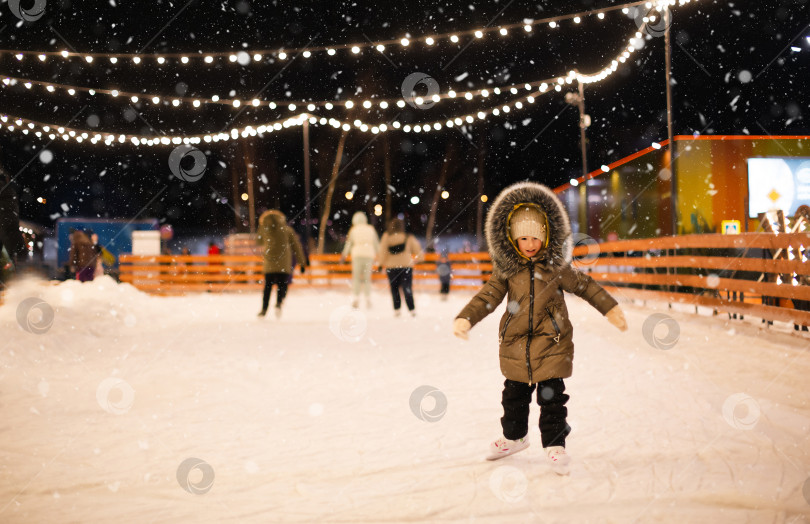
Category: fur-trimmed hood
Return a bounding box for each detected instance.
[259,209,287,228]
[486,181,572,278]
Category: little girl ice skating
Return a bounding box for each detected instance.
[452,181,627,474]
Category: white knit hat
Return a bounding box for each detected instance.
[509,206,546,241]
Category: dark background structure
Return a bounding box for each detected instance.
[0,0,806,248]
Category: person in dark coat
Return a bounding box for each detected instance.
[69,229,98,282]
[255,209,308,318]
[453,181,627,471]
[0,172,26,268]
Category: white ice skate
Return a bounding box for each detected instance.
[486,436,529,461]
[545,446,570,475]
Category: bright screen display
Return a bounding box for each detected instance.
[747,157,810,217]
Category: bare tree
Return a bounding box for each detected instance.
[425,139,456,250]
[383,134,392,226]
[317,127,350,254]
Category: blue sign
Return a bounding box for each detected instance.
[56,218,158,268]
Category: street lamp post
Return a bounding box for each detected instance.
[565,75,592,236]
[303,119,312,250]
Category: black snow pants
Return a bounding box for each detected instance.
[501,378,571,448]
[262,272,289,310]
[386,267,415,311]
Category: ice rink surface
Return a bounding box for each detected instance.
[1,276,809,523]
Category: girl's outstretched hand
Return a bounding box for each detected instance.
[453,318,472,340]
[606,306,628,332]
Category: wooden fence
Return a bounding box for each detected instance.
[117,233,810,328]
[572,233,810,328]
[118,252,492,293]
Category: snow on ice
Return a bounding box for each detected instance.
[0,276,809,522]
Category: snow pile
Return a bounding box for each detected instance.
[0,276,809,523]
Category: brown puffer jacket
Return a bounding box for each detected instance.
[256,210,307,274]
[456,182,618,384]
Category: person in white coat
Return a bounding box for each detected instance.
[340,211,380,309]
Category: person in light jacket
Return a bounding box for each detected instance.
[378,218,423,316]
[340,211,380,309]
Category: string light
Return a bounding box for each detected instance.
[0,17,666,146]
[0,1,697,65]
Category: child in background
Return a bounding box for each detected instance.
[437,251,452,301]
[452,181,627,474]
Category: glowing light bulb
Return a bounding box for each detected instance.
[204,56,213,63]
[401,38,409,46]
[450,35,459,43]
[475,31,483,38]
[499,28,507,35]
[351,46,360,54]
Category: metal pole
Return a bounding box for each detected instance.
[476,131,485,250]
[245,141,256,233]
[664,8,677,236]
[303,119,311,248]
[577,78,589,237]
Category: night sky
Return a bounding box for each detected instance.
[0,0,807,246]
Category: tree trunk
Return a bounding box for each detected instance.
[317,128,350,254]
[383,135,392,226]
[230,144,243,231]
[425,140,455,251]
